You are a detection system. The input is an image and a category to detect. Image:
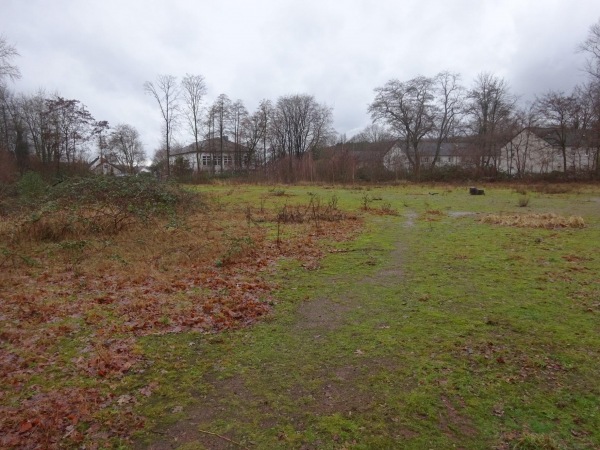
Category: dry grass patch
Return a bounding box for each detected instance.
[480,213,585,229]
[421,209,446,221]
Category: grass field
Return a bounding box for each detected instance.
[2,183,600,449]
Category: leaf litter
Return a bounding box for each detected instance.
[0,193,362,449]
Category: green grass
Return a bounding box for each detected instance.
[132,184,600,449]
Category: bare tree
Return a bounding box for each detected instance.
[348,123,395,143]
[272,95,332,152]
[242,106,267,169]
[204,104,217,175]
[0,85,17,154]
[44,96,96,170]
[0,84,30,177]
[144,75,179,177]
[431,71,464,168]
[107,123,146,174]
[369,76,436,178]
[0,35,21,83]
[210,94,232,173]
[19,90,55,166]
[580,18,600,82]
[93,119,110,160]
[181,74,206,173]
[503,103,540,177]
[230,99,248,170]
[578,19,600,176]
[258,99,272,169]
[537,90,580,173]
[576,82,600,176]
[0,38,19,176]
[270,94,333,181]
[466,72,516,171]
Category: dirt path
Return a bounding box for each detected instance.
[142,214,412,449]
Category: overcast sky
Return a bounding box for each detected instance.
[3,0,600,157]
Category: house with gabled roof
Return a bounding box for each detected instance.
[316,140,400,181]
[169,137,251,173]
[382,139,470,172]
[316,138,471,180]
[499,128,593,175]
[89,156,130,176]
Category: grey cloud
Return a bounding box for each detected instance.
[3,0,600,155]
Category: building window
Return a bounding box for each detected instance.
[201,155,211,166]
[223,155,232,166]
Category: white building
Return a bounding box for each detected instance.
[499,128,593,175]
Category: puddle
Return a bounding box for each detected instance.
[448,211,478,218]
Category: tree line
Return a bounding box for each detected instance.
[364,19,600,180]
[0,37,147,181]
[1,18,600,183]
[368,69,600,179]
[144,73,335,181]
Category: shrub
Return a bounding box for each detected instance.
[4,176,196,242]
[216,235,256,267]
[518,195,530,207]
[17,171,48,202]
[513,186,527,196]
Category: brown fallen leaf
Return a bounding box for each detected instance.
[18,421,33,433]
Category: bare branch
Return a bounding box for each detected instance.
[579,18,600,81]
[144,74,179,176]
[0,35,21,82]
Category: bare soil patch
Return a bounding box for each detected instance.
[294,297,352,331]
[438,395,478,441]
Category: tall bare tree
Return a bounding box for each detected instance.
[181,74,206,173]
[44,96,95,170]
[503,103,540,177]
[204,104,217,174]
[580,18,600,82]
[0,35,20,180]
[242,105,269,168]
[107,123,146,174]
[576,82,600,176]
[349,123,395,143]
[272,95,332,154]
[431,71,464,168]
[0,35,21,84]
[19,90,54,165]
[270,94,333,181]
[466,72,516,171]
[0,85,27,176]
[369,76,436,178]
[93,120,110,160]
[578,19,600,176]
[536,90,580,173]
[0,86,16,152]
[211,94,232,173]
[144,75,179,177]
[230,99,248,170]
[257,99,272,169]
